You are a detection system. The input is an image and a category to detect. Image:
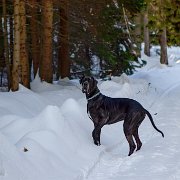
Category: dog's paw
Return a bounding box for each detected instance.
[94,141,101,146]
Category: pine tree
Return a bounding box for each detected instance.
[134,14,142,58]
[58,0,70,79]
[29,0,40,78]
[19,0,30,88]
[40,0,53,83]
[0,8,5,86]
[69,0,145,76]
[2,0,11,90]
[147,0,180,63]
[143,9,150,56]
[94,0,144,75]
[11,0,20,91]
[159,27,168,64]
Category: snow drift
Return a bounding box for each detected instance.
[0,47,180,180]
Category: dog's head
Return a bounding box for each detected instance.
[79,75,98,95]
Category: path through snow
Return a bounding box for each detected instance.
[84,84,180,180]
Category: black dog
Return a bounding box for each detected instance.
[80,75,164,156]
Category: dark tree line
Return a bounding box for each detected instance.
[0,0,179,91]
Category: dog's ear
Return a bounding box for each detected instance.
[92,77,98,86]
[79,74,85,84]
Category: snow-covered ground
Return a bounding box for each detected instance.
[0,46,180,180]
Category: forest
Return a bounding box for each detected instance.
[0,1,180,179]
[0,0,179,91]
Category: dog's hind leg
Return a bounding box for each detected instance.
[133,128,142,151]
[125,134,136,156]
[123,122,136,156]
[132,113,145,151]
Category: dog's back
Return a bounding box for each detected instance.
[97,95,145,124]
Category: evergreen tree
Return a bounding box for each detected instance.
[19,0,30,88]
[0,5,4,72]
[143,9,150,56]
[29,0,41,78]
[148,0,180,46]
[58,0,70,79]
[40,0,53,83]
[69,0,145,76]
[3,0,11,90]
[95,0,144,75]
[146,0,180,64]
[12,0,20,91]
[159,27,168,64]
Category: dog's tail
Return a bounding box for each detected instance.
[145,109,164,138]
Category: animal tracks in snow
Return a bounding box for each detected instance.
[85,143,144,180]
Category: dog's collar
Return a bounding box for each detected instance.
[87,92,101,101]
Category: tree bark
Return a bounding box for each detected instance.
[159,27,168,65]
[11,0,20,91]
[29,0,40,78]
[9,15,14,65]
[58,0,70,79]
[40,0,53,83]
[3,0,11,90]
[134,14,142,57]
[19,0,30,88]
[143,11,150,56]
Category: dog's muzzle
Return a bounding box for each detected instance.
[82,81,89,93]
[82,87,86,93]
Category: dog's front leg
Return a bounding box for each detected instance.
[92,114,108,146]
[92,126,102,146]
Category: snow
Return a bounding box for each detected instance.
[91,55,101,76]
[0,46,180,180]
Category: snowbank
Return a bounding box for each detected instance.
[0,46,180,180]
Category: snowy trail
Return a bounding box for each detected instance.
[1,49,180,180]
[83,84,180,180]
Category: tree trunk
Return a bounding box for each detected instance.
[11,0,20,91]
[134,14,142,57]
[3,0,11,90]
[159,27,168,65]
[9,15,14,65]
[19,0,30,88]
[40,0,53,83]
[29,0,40,78]
[58,0,70,79]
[143,11,150,56]
[0,18,5,87]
